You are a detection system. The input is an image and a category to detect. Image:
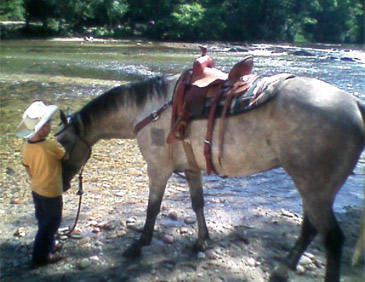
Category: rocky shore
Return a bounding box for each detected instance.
[1,139,364,281]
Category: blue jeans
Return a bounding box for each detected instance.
[31,191,62,264]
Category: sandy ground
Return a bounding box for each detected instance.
[1,138,364,282]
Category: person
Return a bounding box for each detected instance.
[16,100,68,266]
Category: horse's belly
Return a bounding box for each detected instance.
[188,112,280,176]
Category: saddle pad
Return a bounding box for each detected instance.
[199,73,294,119]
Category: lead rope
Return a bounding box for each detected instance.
[58,142,91,238]
[65,167,85,236]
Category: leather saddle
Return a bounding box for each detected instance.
[166,46,257,175]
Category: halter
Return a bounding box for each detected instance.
[56,114,92,236]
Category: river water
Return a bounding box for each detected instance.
[0,39,364,215]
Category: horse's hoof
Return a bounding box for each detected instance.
[269,265,289,282]
[122,243,142,259]
[191,239,209,252]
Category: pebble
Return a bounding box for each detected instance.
[197,252,206,259]
[126,223,143,232]
[179,227,189,234]
[79,258,92,269]
[13,228,26,237]
[168,212,178,220]
[162,234,174,244]
[299,255,312,266]
[126,217,136,224]
[70,233,83,239]
[246,258,256,267]
[296,265,306,275]
[92,227,101,233]
[89,256,100,262]
[116,230,126,237]
[10,199,23,205]
[184,218,195,225]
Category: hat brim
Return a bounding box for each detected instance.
[16,105,59,139]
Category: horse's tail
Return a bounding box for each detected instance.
[352,99,365,266]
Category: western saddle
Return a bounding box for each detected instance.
[166,46,259,175]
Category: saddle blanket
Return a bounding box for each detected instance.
[200,73,294,119]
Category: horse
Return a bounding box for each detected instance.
[57,74,364,282]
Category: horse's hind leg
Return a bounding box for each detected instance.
[185,170,210,251]
[305,202,344,282]
[270,212,318,281]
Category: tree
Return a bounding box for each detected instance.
[0,0,25,21]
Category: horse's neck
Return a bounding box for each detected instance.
[85,76,177,144]
[84,107,138,144]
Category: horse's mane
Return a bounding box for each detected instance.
[78,75,170,129]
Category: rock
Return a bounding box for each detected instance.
[281,209,294,218]
[168,212,178,220]
[304,252,315,260]
[197,252,206,259]
[10,198,23,205]
[100,221,116,231]
[57,235,68,240]
[126,223,144,232]
[180,227,189,234]
[58,227,70,233]
[79,258,92,269]
[92,227,101,233]
[90,256,100,262]
[70,233,82,239]
[162,234,174,244]
[299,255,312,266]
[88,220,98,226]
[290,50,313,56]
[126,217,136,224]
[13,228,26,237]
[184,218,195,225]
[296,265,306,275]
[246,257,256,267]
[116,230,126,237]
[206,249,219,260]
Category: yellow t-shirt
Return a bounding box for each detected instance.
[22,139,66,197]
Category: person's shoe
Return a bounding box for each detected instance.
[52,241,63,253]
[32,253,63,266]
[46,253,63,264]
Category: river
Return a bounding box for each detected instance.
[0,39,364,215]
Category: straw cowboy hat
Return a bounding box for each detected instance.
[16,101,59,139]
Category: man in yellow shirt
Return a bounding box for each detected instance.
[16,100,68,265]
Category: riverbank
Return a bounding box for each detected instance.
[1,138,364,282]
[1,38,364,281]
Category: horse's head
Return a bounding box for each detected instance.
[56,109,92,191]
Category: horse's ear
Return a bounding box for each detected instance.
[60,110,68,125]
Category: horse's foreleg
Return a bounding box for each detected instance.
[123,167,171,258]
[185,170,210,251]
[270,212,318,282]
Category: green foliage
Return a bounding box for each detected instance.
[0,0,363,43]
[0,0,25,21]
[168,3,205,40]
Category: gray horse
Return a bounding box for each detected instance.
[57,74,364,282]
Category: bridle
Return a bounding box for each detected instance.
[56,114,92,235]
